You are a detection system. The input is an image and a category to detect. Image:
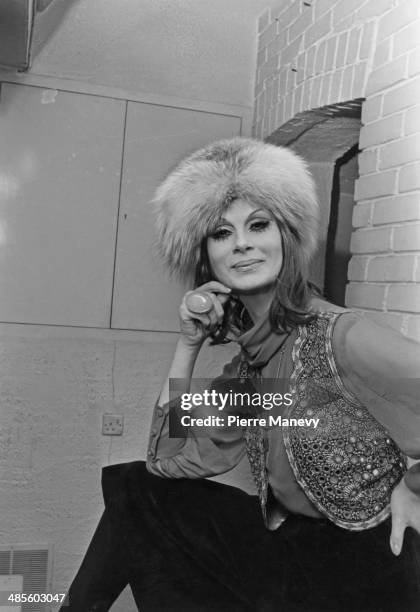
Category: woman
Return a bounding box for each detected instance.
[62,138,420,611]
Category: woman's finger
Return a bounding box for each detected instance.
[206,307,221,330]
[193,313,212,328]
[199,281,232,295]
[207,292,225,322]
[216,292,233,307]
[390,511,406,556]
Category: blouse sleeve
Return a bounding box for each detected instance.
[146,353,246,479]
[331,311,420,491]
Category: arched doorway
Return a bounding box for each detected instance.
[266,99,363,306]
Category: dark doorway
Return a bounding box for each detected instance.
[266,99,363,307]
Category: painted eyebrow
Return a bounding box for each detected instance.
[217,208,270,224]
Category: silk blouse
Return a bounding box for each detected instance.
[146,307,420,519]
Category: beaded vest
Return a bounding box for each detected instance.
[241,312,406,531]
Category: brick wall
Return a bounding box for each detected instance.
[254,0,420,337]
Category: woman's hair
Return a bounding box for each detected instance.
[194,216,319,345]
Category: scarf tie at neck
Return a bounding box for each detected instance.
[235,312,291,369]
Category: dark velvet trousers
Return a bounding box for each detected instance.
[60,461,420,612]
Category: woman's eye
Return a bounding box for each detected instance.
[210,228,231,241]
[250,220,270,232]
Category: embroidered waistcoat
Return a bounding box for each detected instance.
[241,312,406,531]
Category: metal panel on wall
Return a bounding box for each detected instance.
[112,102,241,331]
[0,83,125,326]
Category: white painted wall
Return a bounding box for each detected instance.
[31,0,283,107]
[0,324,251,608]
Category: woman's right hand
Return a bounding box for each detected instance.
[179,281,232,348]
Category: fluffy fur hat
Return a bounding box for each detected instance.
[153,137,319,283]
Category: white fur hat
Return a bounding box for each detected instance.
[153,137,319,283]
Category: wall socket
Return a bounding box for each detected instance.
[102,414,124,435]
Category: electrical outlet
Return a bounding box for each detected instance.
[102,414,124,435]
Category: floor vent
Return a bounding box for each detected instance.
[0,545,51,612]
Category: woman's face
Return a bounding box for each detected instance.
[206,199,283,294]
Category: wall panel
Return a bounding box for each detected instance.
[0,83,125,326]
[112,102,241,331]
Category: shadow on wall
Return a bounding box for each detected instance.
[325,145,359,306]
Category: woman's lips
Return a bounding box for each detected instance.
[231,260,264,271]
